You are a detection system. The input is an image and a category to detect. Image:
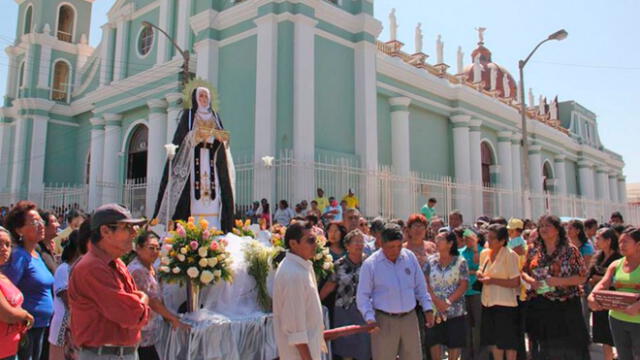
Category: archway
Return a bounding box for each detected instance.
[57,4,75,42]
[126,125,148,181]
[543,161,554,193]
[481,141,497,216]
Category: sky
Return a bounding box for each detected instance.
[0,0,638,183]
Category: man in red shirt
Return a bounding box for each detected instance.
[68,204,149,359]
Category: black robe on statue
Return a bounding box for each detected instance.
[152,90,235,233]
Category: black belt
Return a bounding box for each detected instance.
[375,309,413,317]
[82,346,137,356]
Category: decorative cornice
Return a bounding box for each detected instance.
[389,97,411,108]
[450,114,471,126]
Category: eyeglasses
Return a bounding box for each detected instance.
[301,236,316,245]
[145,245,160,251]
[30,219,45,228]
[107,223,139,233]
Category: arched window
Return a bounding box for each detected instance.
[51,60,70,102]
[24,5,33,35]
[18,61,25,89]
[57,5,75,42]
[543,161,554,192]
[126,125,148,180]
[481,142,495,186]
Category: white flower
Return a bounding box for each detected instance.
[217,254,225,261]
[159,266,170,273]
[161,257,171,265]
[213,270,222,278]
[187,267,199,278]
[322,262,332,270]
[198,247,208,258]
[314,253,323,260]
[177,254,186,262]
[172,267,181,274]
[207,257,218,267]
[180,247,188,255]
[322,248,330,255]
[198,258,209,268]
[200,270,214,284]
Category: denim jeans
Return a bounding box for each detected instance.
[609,316,640,360]
[17,327,45,360]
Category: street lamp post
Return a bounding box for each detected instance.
[142,21,191,86]
[518,29,567,219]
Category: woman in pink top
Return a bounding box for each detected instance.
[0,226,34,360]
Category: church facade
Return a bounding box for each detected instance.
[0,0,630,222]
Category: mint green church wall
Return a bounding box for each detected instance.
[276,21,293,154]
[36,1,93,43]
[314,36,355,157]
[480,127,498,164]
[218,35,257,161]
[126,8,160,77]
[44,122,80,184]
[135,0,157,9]
[377,94,391,166]
[565,160,578,195]
[409,107,451,178]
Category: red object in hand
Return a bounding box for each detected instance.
[323,324,376,341]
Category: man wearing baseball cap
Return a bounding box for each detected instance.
[506,218,526,256]
[68,204,149,359]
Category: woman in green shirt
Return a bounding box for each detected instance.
[589,227,640,360]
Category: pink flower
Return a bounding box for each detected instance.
[203,230,210,239]
[210,241,219,251]
[163,244,173,251]
[221,238,228,247]
[190,241,199,250]
[176,224,186,237]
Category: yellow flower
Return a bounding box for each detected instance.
[187,257,195,264]
[188,217,195,224]
[244,219,251,228]
[235,219,243,228]
[169,251,176,257]
[199,218,209,230]
[187,222,196,231]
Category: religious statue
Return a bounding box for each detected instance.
[550,96,559,119]
[389,8,398,41]
[153,81,235,233]
[502,73,511,97]
[529,88,535,108]
[473,54,482,83]
[475,27,487,44]
[539,95,547,115]
[436,34,444,64]
[456,46,464,75]
[415,23,423,53]
[489,66,497,91]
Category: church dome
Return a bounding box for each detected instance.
[463,42,517,99]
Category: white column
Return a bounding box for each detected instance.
[354,40,380,217]
[0,121,9,190]
[292,16,318,204]
[99,24,113,86]
[528,145,544,217]
[618,176,627,203]
[37,45,52,90]
[253,14,278,205]
[578,160,595,199]
[596,167,610,201]
[193,39,220,87]
[511,134,522,217]
[553,155,567,196]
[146,100,168,217]
[22,46,33,92]
[88,117,105,210]
[5,54,17,99]
[175,0,192,58]
[112,19,129,82]
[609,173,620,203]
[390,97,411,220]
[498,131,513,216]
[156,0,171,65]
[28,116,49,204]
[165,93,182,143]
[468,119,483,220]
[11,118,27,198]
[101,114,122,204]
[450,114,472,220]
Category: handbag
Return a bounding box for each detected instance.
[472,260,489,292]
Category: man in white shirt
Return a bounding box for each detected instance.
[273,221,327,360]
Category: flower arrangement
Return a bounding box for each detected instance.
[232,219,256,238]
[244,240,275,312]
[158,217,233,286]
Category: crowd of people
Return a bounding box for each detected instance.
[1,194,639,360]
